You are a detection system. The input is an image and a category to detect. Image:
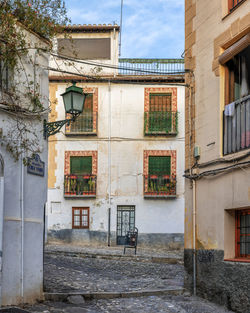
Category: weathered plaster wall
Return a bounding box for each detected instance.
[47,83,185,247]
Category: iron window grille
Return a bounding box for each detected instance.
[72,207,89,229]
[66,94,97,134]
[144,94,178,135]
[235,209,250,258]
[223,46,250,155]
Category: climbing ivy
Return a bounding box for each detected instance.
[0,0,70,162]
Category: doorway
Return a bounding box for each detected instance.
[116,205,135,245]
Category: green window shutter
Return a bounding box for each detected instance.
[148,156,171,175]
[70,156,92,174]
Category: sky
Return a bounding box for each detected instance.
[64,0,184,59]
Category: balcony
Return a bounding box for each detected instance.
[64,174,96,198]
[144,175,176,198]
[65,112,97,135]
[144,111,178,135]
[118,58,184,76]
[223,95,250,155]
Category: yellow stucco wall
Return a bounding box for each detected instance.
[185,0,250,251]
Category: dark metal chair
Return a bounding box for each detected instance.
[123,227,138,255]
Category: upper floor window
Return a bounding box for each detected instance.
[228,0,245,12]
[144,93,178,135]
[66,94,95,134]
[57,38,111,60]
[70,156,92,175]
[222,44,250,154]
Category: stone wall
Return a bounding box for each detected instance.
[184,249,250,313]
[48,230,184,250]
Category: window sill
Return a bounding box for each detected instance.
[65,132,97,136]
[144,132,177,136]
[144,194,177,199]
[224,258,250,263]
[64,194,96,199]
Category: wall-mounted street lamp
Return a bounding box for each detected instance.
[43,82,86,139]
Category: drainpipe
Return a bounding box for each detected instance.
[107,80,111,246]
[192,178,197,296]
[20,154,24,302]
[113,27,117,78]
[0,155,4,306]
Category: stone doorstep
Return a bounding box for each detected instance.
[46,250,183,265]
[0,308,31,313]
[45,288,184,302]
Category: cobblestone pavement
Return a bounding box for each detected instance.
[20,245,234,312]
[44,253,184,293]
[24,294,234,313]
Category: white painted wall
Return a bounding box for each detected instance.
[0,29,49,305]
[47,82,185,242]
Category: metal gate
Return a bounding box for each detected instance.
[116,206,135,245]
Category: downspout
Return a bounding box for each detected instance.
[20,154,24,302]
[113,27,117,78]
[188,80,197,296]
[0,155,4,306]
[192,178,196,296]
[107,80,111,246]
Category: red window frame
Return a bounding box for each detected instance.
[72,207,89,229]
[235,209,250,259]
[228,0,244,12]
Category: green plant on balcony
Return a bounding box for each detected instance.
[70,178,77,195]
[83,185,89,194]
[64,177,70,195]
[88,177,95,193]
[148,181,156,193]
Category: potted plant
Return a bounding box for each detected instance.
[70,178,77,195]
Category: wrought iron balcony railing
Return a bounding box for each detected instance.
[223,95,250,155]
[64,174,96,198]
[144,111,178,135]
[118,58,185,76]
[66,111,97,135]
[144,175,176,197]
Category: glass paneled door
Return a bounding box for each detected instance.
[116,206,135,245]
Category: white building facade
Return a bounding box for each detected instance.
[0,29,49,305]
[47,25,185,248]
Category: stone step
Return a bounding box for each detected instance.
[45,288,184,302]
[46,250,183,265]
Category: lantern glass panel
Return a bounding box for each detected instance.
[63,92,72,113]
[72,92,85,113]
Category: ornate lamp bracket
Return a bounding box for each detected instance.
[43,114,79,139]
